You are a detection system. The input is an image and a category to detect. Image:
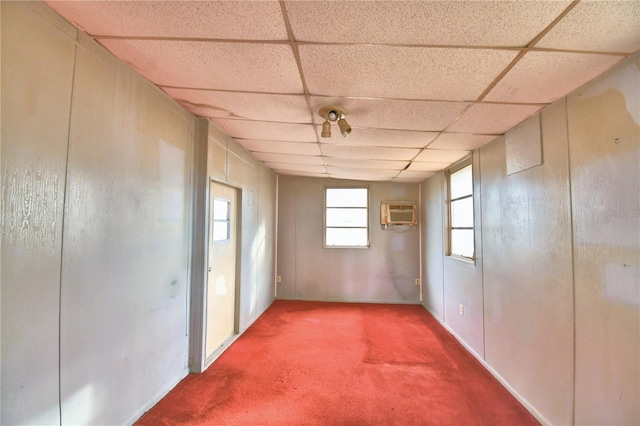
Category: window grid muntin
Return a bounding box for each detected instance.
[448,161,474,260]
[325,187,369,248]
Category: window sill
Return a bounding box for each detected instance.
[447,254,476,265]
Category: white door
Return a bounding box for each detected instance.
[205,181,237,360]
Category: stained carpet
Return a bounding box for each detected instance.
[136,300,539,425]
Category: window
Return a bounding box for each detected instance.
[448,162,474,260]
[325,187,369,248]
[212,198,231,242]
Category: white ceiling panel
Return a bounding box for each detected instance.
[414,150,469,163]
[163,88,310,123]
[327,167,399,179]
[46,1,287,40]
[485,51,624,103]
[407,162,452,172]
[325,158,409,170]
[427,133,498,151]
[536,1,640,53]
[45,1,638,182]
[237,140,321,156]
[286,1,571,46]
[396,170,438,180]
[300,45,518,101]
[273,170,328,178]
[394,176,434,183]
[309,97,469,132]
[318,127,437,149]
[250,152,324,166]
[264,163,327,174]
[213,120,316,142]
[99,39,303,93]
[448,103,543,135]
[328,167,398,182]
[321,145,420,161]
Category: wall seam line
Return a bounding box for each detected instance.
[57,30,80,426]
[564,95,577,426]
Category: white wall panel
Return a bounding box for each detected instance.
[421,173,444,319]
[276,177,420,304]
[1,3,76,424]
[257,163,277,310]
[59,33,194,425]
[568,55,639,425]
[480,100,574,425]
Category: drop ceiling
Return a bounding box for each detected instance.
[45,0,639,183]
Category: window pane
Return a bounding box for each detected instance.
[451,197,474,228]
[451,229,474,258]
[326,228,368,247]
[213,199,229,220]
[450,164,472,199]
[213,221,229,242]
[326,208,367,227]
[326,188,367,207]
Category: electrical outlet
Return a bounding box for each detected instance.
[459,304,464,316]
[415,278,420,286]
[276,275,282,283]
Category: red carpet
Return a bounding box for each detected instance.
[136,301,539,425]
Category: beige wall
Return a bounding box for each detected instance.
[421,53,639,425]
[1,2,276,424]
[277,176,421,303]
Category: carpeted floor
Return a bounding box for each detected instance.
[136,300,539,425]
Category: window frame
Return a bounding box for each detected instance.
[324,186,370,249]
[446,158,475,262]
[211,197,232,244]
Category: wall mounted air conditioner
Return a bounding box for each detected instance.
[380,202,417,226]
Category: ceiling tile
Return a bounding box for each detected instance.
[286,1,571,46]
[327,167,399,179]
[236,140,321,156]
[485,51,624,104]
[318,127,437,148]
[327,167,402,177]
[394,176,434,183]
[407,162,451,172]
[536,1,640,53]
[251,152,324,165]
[46,1,288,40]
[448,103,543,135]
[309,97,469,131]
[213,120,316,142]
[99,39,303,93]
[274,170,328,178]
[414,150,469,163]
[300,45,518,101]
[264,163,327,174]
[325,158,409,170]
[427,133,498,151]
[163,88,310,123]
[321,145,419,161]
[396,170,438,180]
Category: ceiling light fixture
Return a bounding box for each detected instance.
[321,120,332,138]
[318,106,351,138]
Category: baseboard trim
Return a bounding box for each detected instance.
[126,366,190,425]
[422,306,551,426]
[275,296,421,305]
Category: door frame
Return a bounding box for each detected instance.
[189,177,242,373]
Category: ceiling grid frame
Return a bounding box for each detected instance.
[44,0,639,182]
